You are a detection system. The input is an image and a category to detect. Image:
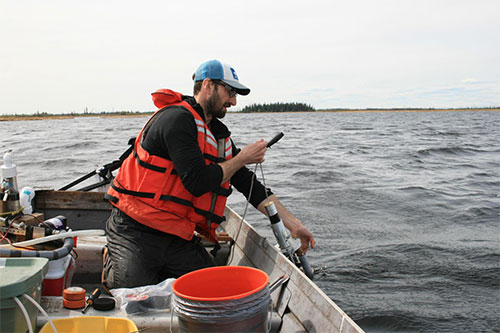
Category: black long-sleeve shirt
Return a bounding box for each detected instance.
[141,96,271,208]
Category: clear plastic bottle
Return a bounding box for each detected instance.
[1,151,20,213]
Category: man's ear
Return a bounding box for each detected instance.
[202,78,215,94]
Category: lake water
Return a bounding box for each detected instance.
[1,110,499,332]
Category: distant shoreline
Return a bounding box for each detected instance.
[0,108,498,122]
[0,113,154,122]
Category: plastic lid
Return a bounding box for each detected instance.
[1,152,17,179]
[0,258,49,299]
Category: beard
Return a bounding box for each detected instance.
[206,89,230,119]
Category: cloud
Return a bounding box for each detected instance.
[1,0,499,114]
[461,78,481,84]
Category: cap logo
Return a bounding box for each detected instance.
[230,67,239,81]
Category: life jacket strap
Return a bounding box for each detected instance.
[111,182,155,199]
[217,186,232,197]
[104,193,119,204]
[159,194,225,224]
[133,151,221,173]
[133,150,167,173]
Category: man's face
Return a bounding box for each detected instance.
[206,82,236,119]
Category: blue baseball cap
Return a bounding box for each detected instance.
[193,59,250,96]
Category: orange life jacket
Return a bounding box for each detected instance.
[106,89,232,242]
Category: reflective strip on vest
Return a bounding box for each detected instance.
[225,140,232,158]
[195,119,218,151]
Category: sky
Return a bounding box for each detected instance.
[1,0,499,115]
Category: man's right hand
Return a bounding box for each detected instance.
[219,139,267,183]
[238,139,267,165]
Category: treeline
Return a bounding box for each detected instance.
[241,102,315,113]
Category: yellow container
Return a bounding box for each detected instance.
[39,316,138,333]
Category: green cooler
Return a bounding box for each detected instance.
[0,257,49,333]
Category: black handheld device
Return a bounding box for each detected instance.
[267,132,284,148]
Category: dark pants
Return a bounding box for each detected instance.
[103,207,215,289]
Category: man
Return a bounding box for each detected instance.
[103,59,315,289]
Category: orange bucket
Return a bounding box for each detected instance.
[172,266,268,301]
[172,266,271,332]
